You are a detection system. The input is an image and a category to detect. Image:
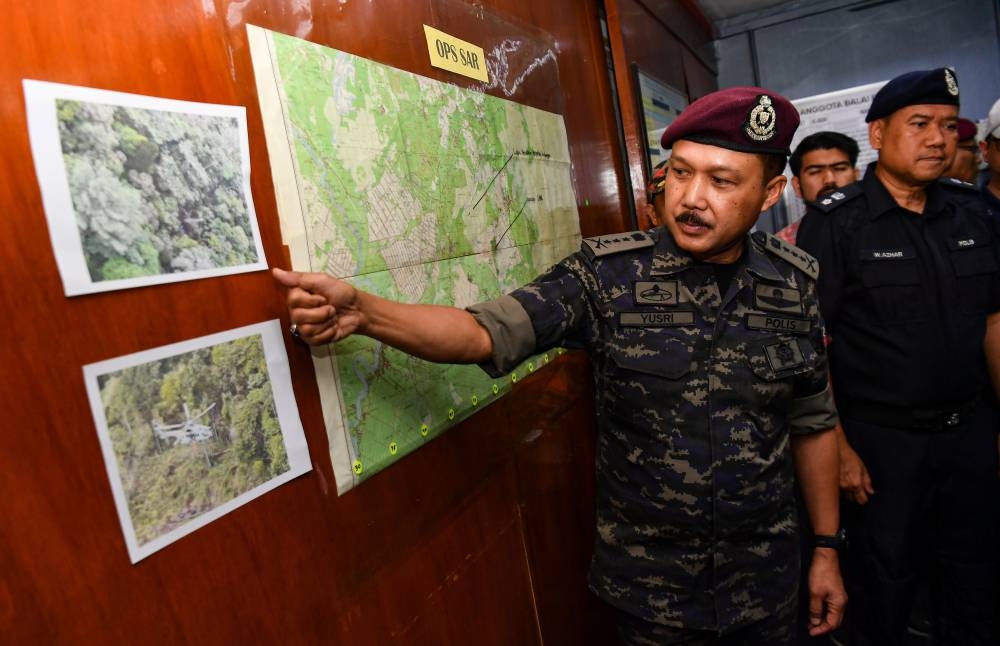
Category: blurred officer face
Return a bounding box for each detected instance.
[945,137,981,183]
[792,148,859,202]
[981,136,1000,178]
[664,140,785,264]
[869,104,959,186]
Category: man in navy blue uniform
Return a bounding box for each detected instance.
[797,68,1000,646]
[276,87,847,645]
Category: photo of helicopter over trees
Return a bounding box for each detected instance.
[95,333,289,548]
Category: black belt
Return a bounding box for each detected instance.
[837,397,980,431]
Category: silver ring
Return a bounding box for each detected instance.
[289,323,300,338]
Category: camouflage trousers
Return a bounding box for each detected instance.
[613,602,796,646]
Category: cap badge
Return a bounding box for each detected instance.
[944,69,959,97]
[745,95,777,142]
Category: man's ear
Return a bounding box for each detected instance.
[869,119,884,151]
[761,174,787,212]
[852,167,860,181]
[791,175,803,198]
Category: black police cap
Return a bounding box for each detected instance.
[865,68,960,122]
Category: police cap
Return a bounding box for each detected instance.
[660,86,799,156]
[865,68,960,123]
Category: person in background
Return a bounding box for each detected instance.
[943,117,980,183]
[644,158,668,227]
[980,97,1000,218]
[275,87,847,645]
[797,68,1000,646]
[774,132,859,245]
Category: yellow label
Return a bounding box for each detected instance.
[423,25,488,83]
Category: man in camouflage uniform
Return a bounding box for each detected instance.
[274,87,846,645]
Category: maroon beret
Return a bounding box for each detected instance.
[661,86,800,156]
[956,117,977,142]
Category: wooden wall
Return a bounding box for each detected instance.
[0,1,711,643]
[606,0,717,228]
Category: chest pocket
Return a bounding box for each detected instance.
[949,238,999,314]
[608,329,694,380]
[859,247,927,325]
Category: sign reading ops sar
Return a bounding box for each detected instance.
[423,25,489,83]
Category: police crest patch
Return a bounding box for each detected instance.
[764,339,806,372]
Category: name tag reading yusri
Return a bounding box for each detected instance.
[619,311,695,327]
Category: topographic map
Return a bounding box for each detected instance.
[248,26,580,493]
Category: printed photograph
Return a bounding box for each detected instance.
[24,80,266,296]
[84,321,309,563]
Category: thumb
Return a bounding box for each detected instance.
[272,267,301,288]
[809,590,824,626]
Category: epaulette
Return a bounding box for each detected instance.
[810,182,863,213]
[581,230,654,258]
[751,230,819,279]
[938,176,978,192]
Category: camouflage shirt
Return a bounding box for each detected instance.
[469,227,837,631]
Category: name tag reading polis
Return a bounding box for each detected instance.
[423,25,488,83]
[745,313,810,334]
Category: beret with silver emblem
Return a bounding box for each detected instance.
[865,68,960,123]
[660,86,800,156]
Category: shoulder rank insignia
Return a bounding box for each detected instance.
[582,231,654,258]
[938,176,977,191]
[751,230,819,279]
[810,182,863,213]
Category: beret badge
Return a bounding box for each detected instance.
[944,69,959,97]
[744,94,777,142]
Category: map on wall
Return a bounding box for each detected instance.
[247,26,581,494]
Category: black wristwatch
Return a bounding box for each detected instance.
[814,528,847,550]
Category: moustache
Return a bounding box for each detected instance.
[816,184,838,198]
[676,212,712,228]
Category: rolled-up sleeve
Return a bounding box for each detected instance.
[788,382,838,435]
[467,254,596,377]
[467,295,536,377]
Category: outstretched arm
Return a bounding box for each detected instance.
[272,268,494,364]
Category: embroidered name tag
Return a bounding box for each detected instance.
[861,247,915,260]
[746,313,810,334]
[753,283,803,314]
[620,311,696,327]
[947,237,984,250]
[633,280,678,306]
[764,339,806,372]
